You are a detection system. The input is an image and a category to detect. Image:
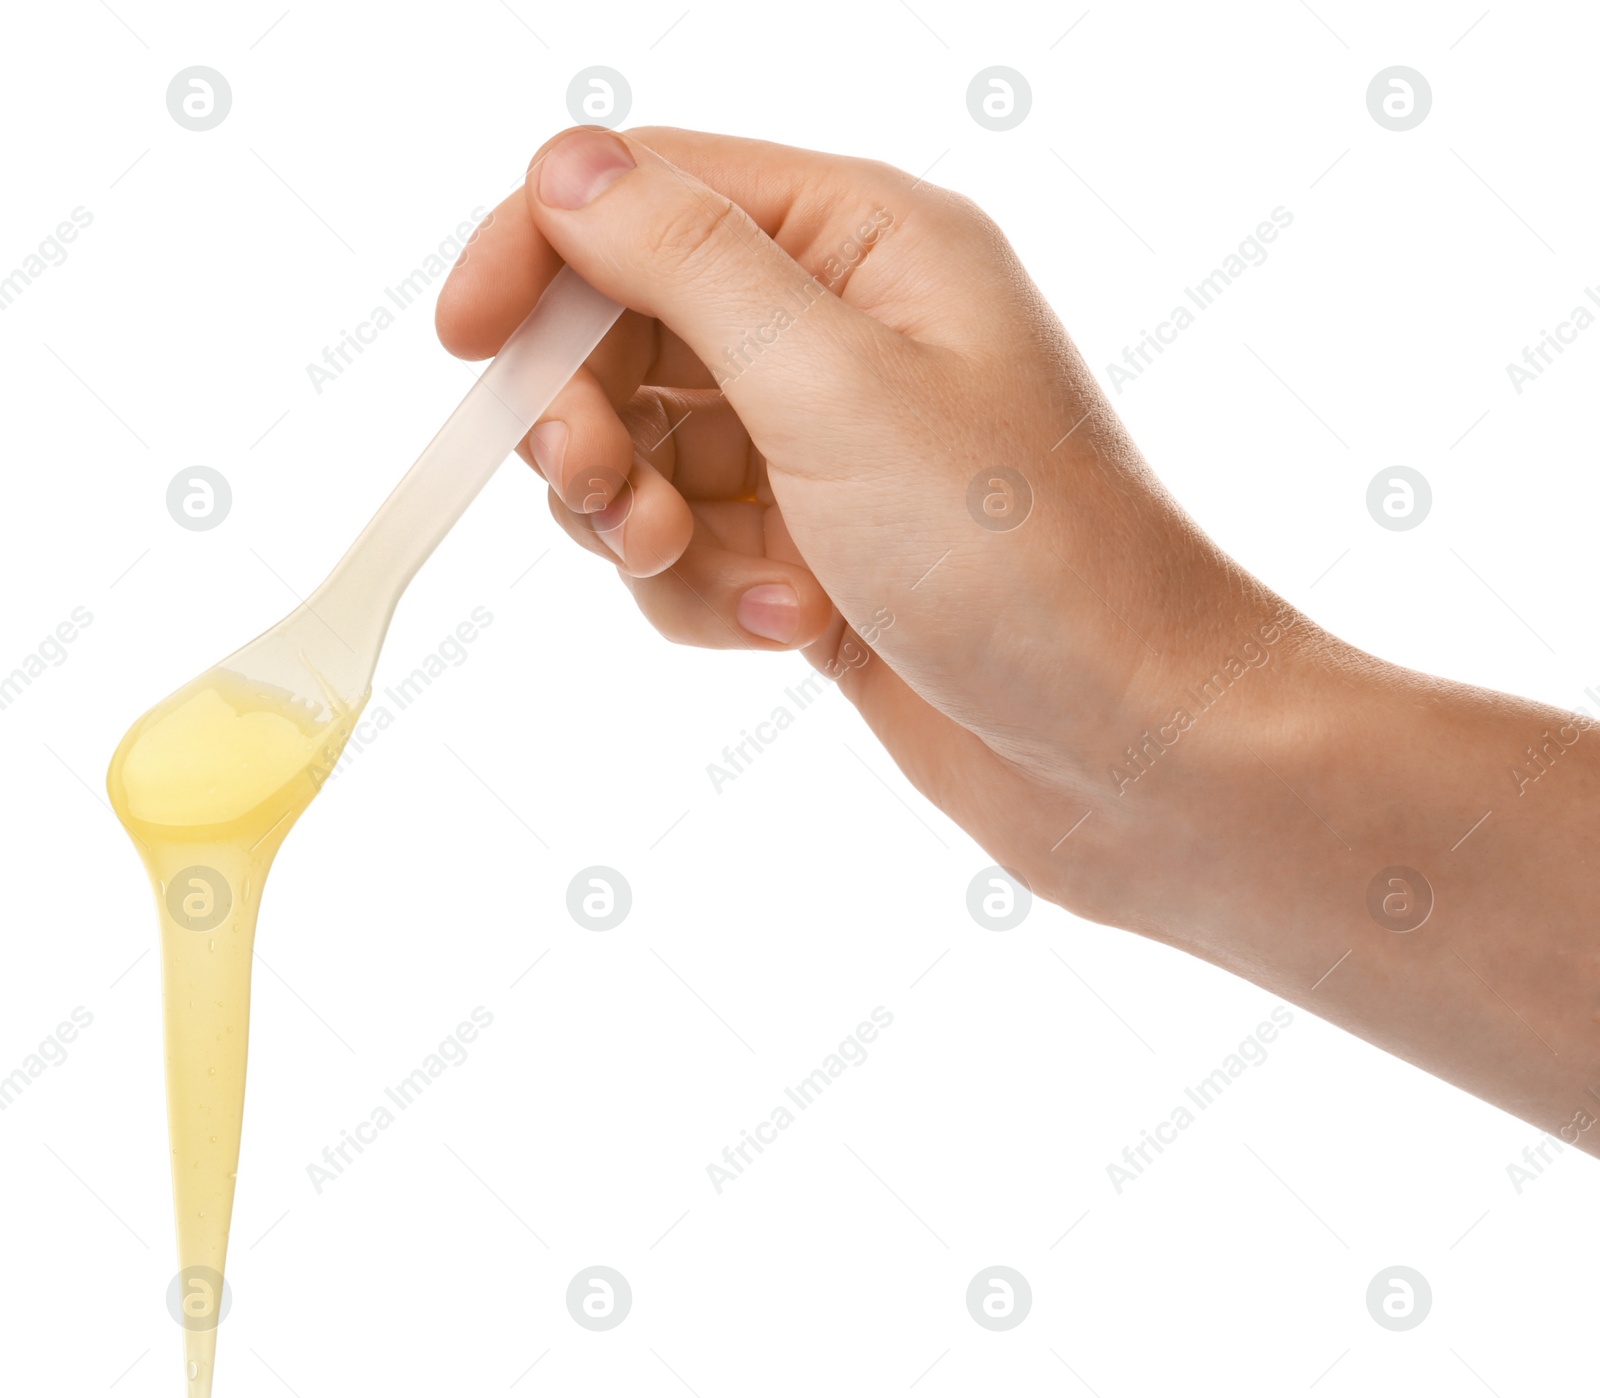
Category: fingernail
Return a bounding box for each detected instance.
[539,130,635,209]
[528,420,568,488]
[737,584,799,644]
[590,497,628,560]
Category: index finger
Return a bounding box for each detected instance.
[435,126,932,364]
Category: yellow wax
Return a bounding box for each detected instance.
[107,668,361,1397]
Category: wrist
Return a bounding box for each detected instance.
[1031,615,1600,1148]
[1011,594,1355,940]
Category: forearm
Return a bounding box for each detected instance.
[1080,609,1600,1153]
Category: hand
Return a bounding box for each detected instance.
[438,127,1600,1153]
[436,126,1285,916]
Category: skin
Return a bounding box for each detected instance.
[436,126,1600,1156]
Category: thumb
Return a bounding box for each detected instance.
[525,127,888,434]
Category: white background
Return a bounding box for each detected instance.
[1,1,1597,1394]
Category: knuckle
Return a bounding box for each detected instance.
[644,192,741,285]
[930,186,999,237]
[863,156,917,192]
[621,388,681,462]
[855,157,998,241]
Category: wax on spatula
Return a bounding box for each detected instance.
[107,266,623,1397]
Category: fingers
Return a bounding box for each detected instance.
[439,125,1025,398]
[523,128,897,445]
[436,184,561,360]
[593,127,918,250]
[548,478,833,651]
[437,126,1026,669]
[547,454,693,578]
[623,389,760,502]
[538,379,821,653]
[437,126,916,360]
[436,186,714,388]
[437,186,713,390]
[622,511,835,650]
[522,379,757,526]
[519,366,633,513]
[600,128,1036,363]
